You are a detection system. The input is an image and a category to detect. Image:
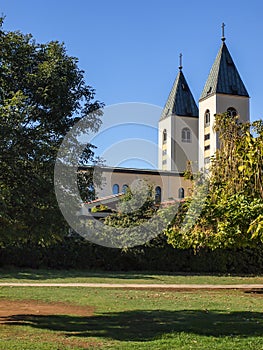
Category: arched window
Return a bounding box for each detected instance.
[122,184,129,193]
[178,187,185,199]
[163,129,167,144]
[227,107,237,117]
[204,110,210,127]
[155,186,161,204]
[112,184,119,195]
[87,184,95,201]
[181,127,191,143]
[204,157,210,165]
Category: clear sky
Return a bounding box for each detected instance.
[2,0,263,167]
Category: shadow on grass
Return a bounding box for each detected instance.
[245,289,263,295]
[0,268,157,281]
[0,268,244,282]
[2,309,263,340]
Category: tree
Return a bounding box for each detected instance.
[82,181,173,248]
[104,184,157,228]
[165,113,263,250]
[0,18,104,245]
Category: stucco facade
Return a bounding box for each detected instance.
[94,167,192,202]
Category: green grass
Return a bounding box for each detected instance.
[1,286,263,349]
[1,268,263,284]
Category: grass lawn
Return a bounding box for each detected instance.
[0,278,263,349]
[1,268,263,284]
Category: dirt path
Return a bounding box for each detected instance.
[0,282,263,290]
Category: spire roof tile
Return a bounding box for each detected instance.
[160,70,198,120]
[200,42,249,101]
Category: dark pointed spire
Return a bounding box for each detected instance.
[160,62,198,120]
[200,38,249,100]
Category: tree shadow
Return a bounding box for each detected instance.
[0,267,258,281]
[245,289,263,295]
[2,309,263,341]
[0,269,156,281]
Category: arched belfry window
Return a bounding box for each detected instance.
[155,186,161,204]
[122,184,129,193]
[178,187,185,199]
[205,110,210,127]
[181,127,191,143]
[112,184,119,195]
[227,107,237,117]
[163,129,167,144]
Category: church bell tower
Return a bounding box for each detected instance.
[158,55,199,173]
[199,24,250,170]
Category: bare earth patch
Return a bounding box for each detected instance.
[0,298,95,320]
[0,299,103,349]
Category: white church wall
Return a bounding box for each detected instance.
[94,168,191,202]
[174,116,199,173]
[158,117,172,171]
[216,94,250,123]
[199,94,217,169]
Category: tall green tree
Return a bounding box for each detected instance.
[165,113,263,250]
[0,18,103,245]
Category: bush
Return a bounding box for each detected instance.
[1,235,263,274]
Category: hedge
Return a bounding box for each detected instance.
[1,235,263,274]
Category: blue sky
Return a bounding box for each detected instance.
[2,0,263,167]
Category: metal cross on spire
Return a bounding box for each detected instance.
[179,53,183,70]
[221,22,226,41]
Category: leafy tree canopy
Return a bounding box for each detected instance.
[165,113,263,250]
[0,18,104,245]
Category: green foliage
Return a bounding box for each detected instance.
[91,204,111,213]
[2,238,263,273]
[165,113,263,250]
[0,19,103,245]
[81,182,168,249]
[104,185,157,228]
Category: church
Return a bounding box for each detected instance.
[85,26,250,205]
